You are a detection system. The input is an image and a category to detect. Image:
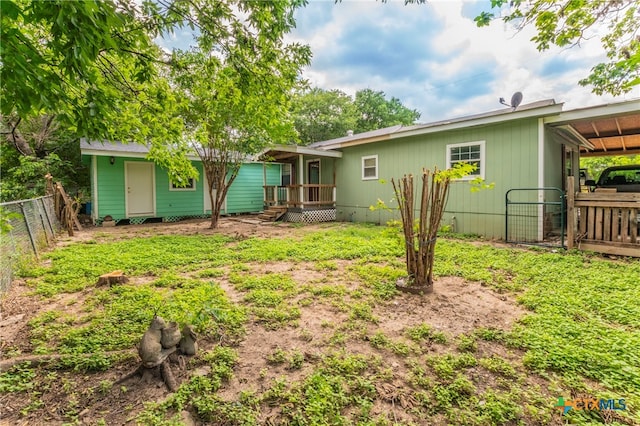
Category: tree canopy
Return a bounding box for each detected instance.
[0,0,310,204]
[475,0,640,96]
[291,88,421,145]
[0,0,175,141]
[168,0,311,227]
[581,154,640,181]
[290,88,357,145]
[354,89,421,134]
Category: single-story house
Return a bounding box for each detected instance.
[80,140,283,225]
[261,98,640,241]
[80,98,639,241]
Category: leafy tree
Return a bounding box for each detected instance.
[354,89,421,133]
[0,114,91,201]
[291,87,421,144]
[170,1,311,228]
[290,88,357,145]
[1,0,197,203]
[475,0,640,95]
[0,0,180,142]
[581,154,640,181]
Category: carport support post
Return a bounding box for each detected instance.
[566,176,575,250]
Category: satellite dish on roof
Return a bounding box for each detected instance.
[499,92,523,109]
[510,92,523,108]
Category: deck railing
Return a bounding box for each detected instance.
[263,184,336,208]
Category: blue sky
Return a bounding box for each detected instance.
[158,0,640,123]
[285,0,639,122]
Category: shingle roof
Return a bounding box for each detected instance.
[80,140,151,154]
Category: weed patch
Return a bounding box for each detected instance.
[4,222,639,425]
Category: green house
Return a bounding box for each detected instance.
[262,98,639,241]
[80,141,282,225]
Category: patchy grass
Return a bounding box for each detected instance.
[2,222,639,425]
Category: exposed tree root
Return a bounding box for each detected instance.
[115,359,179,392]
[0,349,134,371]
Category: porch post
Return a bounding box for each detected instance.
[333,159,337,207]
[262,162,267,207]
[298,154,304,209]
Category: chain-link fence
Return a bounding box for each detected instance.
[1,196,61,293]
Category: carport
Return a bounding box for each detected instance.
[545,99,640,256]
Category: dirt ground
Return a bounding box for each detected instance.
[0,216,535,425]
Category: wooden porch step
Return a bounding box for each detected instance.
[258,207,287,222]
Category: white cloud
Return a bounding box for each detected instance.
[288,0,638,121]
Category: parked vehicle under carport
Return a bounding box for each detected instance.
[585,164,640,193]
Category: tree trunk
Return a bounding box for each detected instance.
[3,118,35,157]
[208,179,228,229]
[393,168,451,295]
[210,192,221,228]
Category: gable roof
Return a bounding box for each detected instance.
[309,99,562,150]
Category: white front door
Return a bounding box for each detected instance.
[126,162,155,216]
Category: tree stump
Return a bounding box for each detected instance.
[97,270,129,286]
[116,316,198,392]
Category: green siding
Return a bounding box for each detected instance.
[95,155,127,219]
[335,119,542,238]
[264,163,282,186]
[86,155,272,221]
[155,162,205,217]
[226,163,279,214]
[320,158,335,185]
[544,127,564,189]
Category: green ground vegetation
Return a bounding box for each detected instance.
[1,223,638,425]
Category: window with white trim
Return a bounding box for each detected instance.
[362,155,378,180]
[169,177,196,191]
[446,141,485,179]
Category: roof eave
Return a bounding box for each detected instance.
[550,125,596,150]
[322,103,564,150]
[543,98,640,124]
[260,145,343,159]
[81,147,200,161]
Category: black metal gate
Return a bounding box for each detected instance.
[505,188,565,248]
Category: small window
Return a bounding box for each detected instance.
[362,155,378,180]
[170,178,196,191]
[446,141,485,180]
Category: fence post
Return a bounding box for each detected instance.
[40,197,55,238]
[566,177,575,250]
[37,200,52,245]
[19,202,38,258]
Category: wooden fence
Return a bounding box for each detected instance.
[567,177,640,257]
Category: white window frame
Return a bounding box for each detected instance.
[169,177,196,191]
[362,155,378,180]
[446,141,485,180]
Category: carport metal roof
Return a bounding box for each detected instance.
[545,99,640,157]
